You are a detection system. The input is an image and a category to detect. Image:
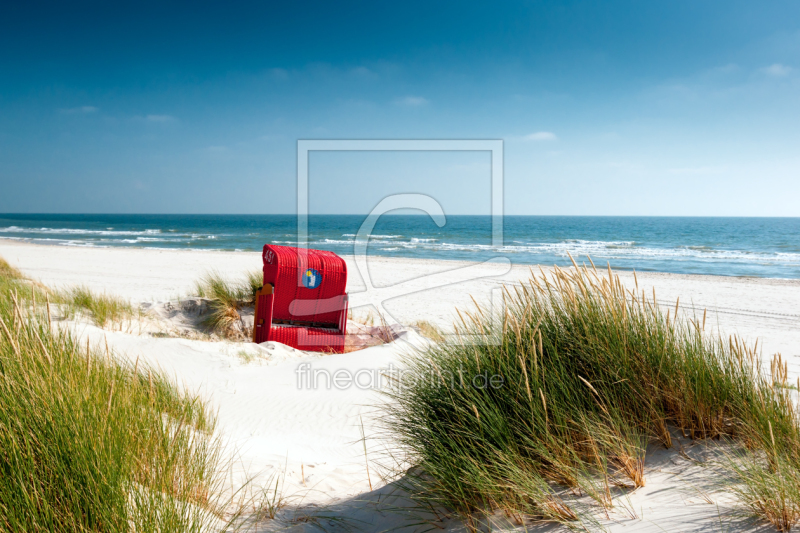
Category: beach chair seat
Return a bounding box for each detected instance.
[252,245,348,353]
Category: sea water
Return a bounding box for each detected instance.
[1,214,798,279]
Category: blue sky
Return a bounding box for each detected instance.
[1,1,799,215]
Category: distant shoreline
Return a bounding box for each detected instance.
[2,235,798,282]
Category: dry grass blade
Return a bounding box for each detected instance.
[412,320,445,343]
[0,315,20,356]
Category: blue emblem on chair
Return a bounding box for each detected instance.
[302,268,322,289]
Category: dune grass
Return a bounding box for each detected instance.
[0,259,229,530]
[62,285,144,330]
[0,257,23,279]
[1,258,144,331]
[0,258,54,310]
[385,261,800,530]
[194,270,261,339]
[722,349,800,532]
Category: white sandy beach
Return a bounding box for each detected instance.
[3,239,798,360]
[2,238,800,532]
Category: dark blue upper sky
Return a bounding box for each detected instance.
[2,1,799,215]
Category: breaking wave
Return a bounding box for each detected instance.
[2,215,798,278]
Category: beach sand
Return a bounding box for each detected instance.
[2,238,799,531]
[3,239,797,358]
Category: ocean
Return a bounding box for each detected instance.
[1,214,799,279]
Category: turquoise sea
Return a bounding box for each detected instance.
[1,214,799,279]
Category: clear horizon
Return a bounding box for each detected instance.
[2,213,800,219]
[2,1,799,216]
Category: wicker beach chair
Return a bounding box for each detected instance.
[252,245,348,353]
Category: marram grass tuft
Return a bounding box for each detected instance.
[385,259,800,530]
[194,270,262,339]
[62,285,144,330]
[0,258,230,531]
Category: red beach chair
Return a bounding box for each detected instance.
[252,245,348,353]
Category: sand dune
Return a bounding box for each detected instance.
[2,238,799,531]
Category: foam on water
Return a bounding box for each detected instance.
[1,214,798,278]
